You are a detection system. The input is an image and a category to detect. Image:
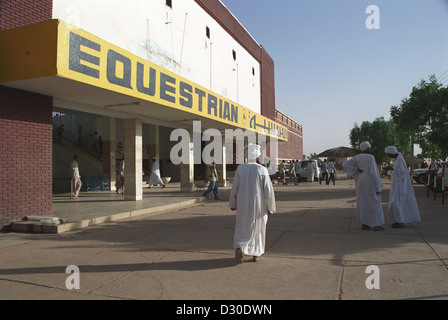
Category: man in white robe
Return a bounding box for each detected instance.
[70,154,82,198]
[307,160,316,182]
[229,144,276,263]
[385,146,421,228]
[149,158,165,188]
[343,141,385,231]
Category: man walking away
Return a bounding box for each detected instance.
[229,144,276,263]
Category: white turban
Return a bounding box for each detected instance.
[385,146,398,154]
[247,143,261,161]
[360,141,371,151]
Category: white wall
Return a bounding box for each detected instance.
[53,0,261,114]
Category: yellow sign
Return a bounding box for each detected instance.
[56,21,287,141]
[0,20,288,141]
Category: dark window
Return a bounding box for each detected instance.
[166,0,172,8]
[232,50,236,61]
[252,67,255,76]
[206,26,210,39]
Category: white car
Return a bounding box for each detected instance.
[412,162,448,187]
[300,160,321,182]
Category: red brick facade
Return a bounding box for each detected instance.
[0,0,53,228]
[0,86,53,227]
[0,0,52,30]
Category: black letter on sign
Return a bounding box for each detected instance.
[179,81,193,108]
[160,72,176,103]
[69,32,100,78]
[136,62,156,96]
[107,50,133,89]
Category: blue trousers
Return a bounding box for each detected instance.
[203,181,219,199]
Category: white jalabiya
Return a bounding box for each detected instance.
[307,162,315,182]
[343,153,385,227]
[229,161,276,257]
[149,161,164,186]
[387,154,421,223]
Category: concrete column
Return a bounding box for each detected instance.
[124,119,143,201]
[102,117,116,191]
[180,133,194,192]
[216,134,227,187]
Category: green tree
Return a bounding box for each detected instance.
[349,117,404,163]
[390,75,448,160]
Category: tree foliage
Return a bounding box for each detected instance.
[349,117,405,163]
[390,75,448,160]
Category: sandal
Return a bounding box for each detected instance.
[235,248,244,264]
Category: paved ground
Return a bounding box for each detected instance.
[0,175,447,302]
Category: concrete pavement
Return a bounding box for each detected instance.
[0,176,448,301]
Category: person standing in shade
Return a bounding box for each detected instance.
[149,157,165,188]
[384,146,421,228]
[70,154,82,198]
[203,160,220,200]
[229,144,276,263]
[343,141,385,231]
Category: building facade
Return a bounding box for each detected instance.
[0,0,303,228]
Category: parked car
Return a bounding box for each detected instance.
[300,160,321,182]
[412,162,447,186]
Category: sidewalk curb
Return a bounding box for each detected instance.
[10,196,207,234]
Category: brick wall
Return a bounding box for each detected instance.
[0,0,53,30]
[0,86,53,228]
[0,0,53,228]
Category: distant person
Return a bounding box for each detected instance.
[343,141,385,231]
[294,160,301,184]
[56,124,64,144]
[116,159,125,195]
[385,146,421,228]
[278,160,287,185]
[327,159,336,185]
[203,160,220,200]
[289,160,296,185]
[149,158,165,188]
[320,159,329,185]
[307,160,316,182]
[98,136,103,157]
[229,144,276,263]
[76,125,82,146]
[70,154,82,198]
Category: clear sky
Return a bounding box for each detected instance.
[220,0,448,157]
